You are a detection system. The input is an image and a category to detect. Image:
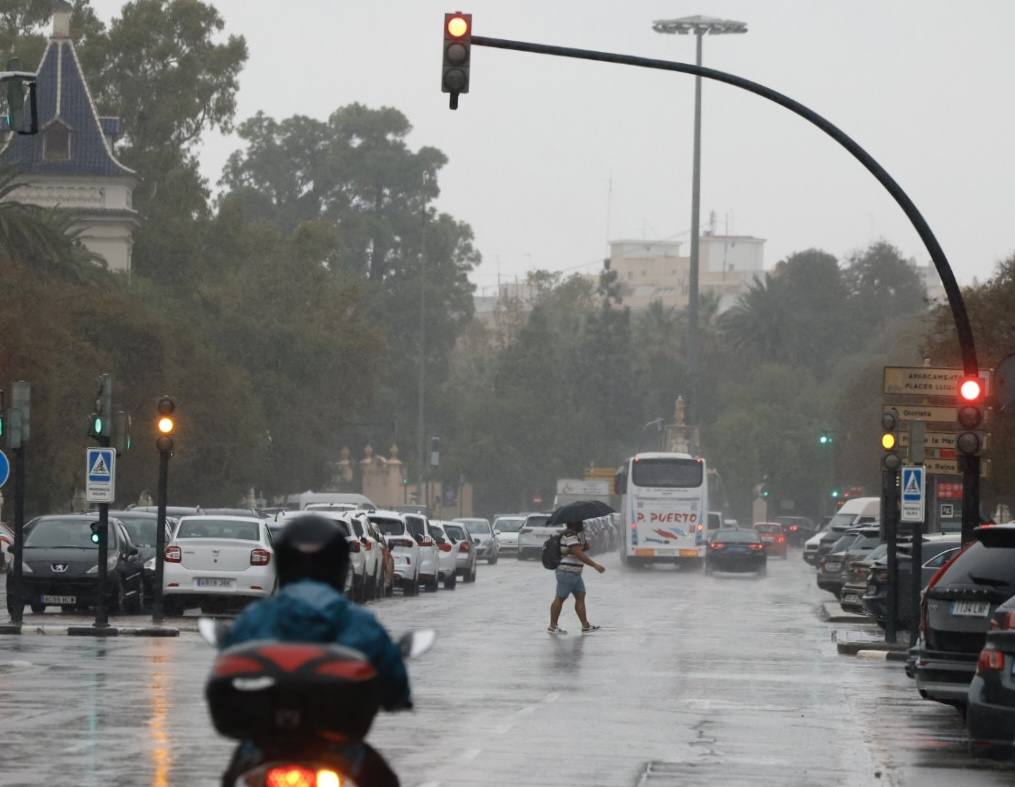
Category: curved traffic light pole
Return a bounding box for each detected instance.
[470,35,979,376]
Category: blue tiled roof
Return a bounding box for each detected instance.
[0,37,135,178]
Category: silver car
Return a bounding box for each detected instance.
[454,518,499,564]
[493,515,525,554]
[442,522,477,582]
[516,513,558,561]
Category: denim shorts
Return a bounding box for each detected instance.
[555,569,586,599]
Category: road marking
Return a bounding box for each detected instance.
[458,748,481,762]
[543,691,560,703]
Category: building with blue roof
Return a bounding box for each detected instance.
[0,3,138,273]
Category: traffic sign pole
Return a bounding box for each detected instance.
[152,446,170,624]
[961,455,981,544]
[884,463,900,644]
[95,438,110,629]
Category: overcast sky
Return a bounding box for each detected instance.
[91,0,1015,294]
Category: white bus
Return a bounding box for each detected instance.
[615,452,709,568]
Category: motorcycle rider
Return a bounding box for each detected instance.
[219,514,410,786]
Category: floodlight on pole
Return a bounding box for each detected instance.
[651,14,747,425]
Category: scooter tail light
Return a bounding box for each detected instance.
[264,766,343,787]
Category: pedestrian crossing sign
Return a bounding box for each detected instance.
[86,447,116,503]
[900,466,925,523]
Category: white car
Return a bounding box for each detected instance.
[162,516,276,615]
[517,513,557,560]
[404,514,440,593]
[347,511,385,600]
[492,515,525,554]
[370,511,421,596]
[273,510,364,599]
[429,522,459,590]
[454,517,499,564]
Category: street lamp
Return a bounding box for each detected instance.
[652,15,747,421]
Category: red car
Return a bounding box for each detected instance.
[754,523,788,558]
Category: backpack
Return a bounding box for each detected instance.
[541,533,563,570]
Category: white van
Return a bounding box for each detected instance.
[802,497,879,565]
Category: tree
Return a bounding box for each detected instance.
[845,240,926,337]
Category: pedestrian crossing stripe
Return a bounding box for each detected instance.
[903,471,920,495]
[89,452,111,478]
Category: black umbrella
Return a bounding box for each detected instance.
[547,500,615,526]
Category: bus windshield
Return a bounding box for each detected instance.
[632,458,703,488]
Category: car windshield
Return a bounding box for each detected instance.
[372,518,405,536]
[176,519,260,541]
[830,534,858,553]
[937,542,1015,591]
[631,458,703,488]
[851,533,881,551]
[712,529,758,543]
[827,512,858,528]
[444,525,467,541]
[494,518,524,532]
[115,517,159,547]
[24,518,99,549]
[866,544,888,561]
[461,520,491,534]
[525,516,550,528]
[755,524,781,533]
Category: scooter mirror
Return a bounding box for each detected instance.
[198,617,230,646]
[398,629,436,659]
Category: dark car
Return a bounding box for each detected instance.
[705,528,766,575]
[754,523,788,558]
[840,542,888,614]
[966,597,1015,758]
[7,514,145,616]
[109,510,175,603]
[916,525,1015,707]
[817,528,881,599]
[776,515,817,547]
[862,535,961,628]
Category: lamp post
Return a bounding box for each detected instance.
[652,15,747,421]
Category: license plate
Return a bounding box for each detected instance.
[842,594,860,604]
[196,577,234,588]
[951,600,990,617]
[42,595,75,605]
[824,562,841,572]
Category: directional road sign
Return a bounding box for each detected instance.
[921,457,991,478]
[883,366,992,398]
[901,466,926,523]
[898,431,989,451]
[883,404,990,427]
[0,449,8,488]
[86,447,116,503]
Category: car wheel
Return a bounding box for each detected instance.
[29,598,45,614]
[444,573,457,590]
[128,580,145,614]
[403,573,418,597]
[162,598,184,618]
[426,574,439,593]
[488,554,498,565]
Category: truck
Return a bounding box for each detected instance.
[553,478,612,509]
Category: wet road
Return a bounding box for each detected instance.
[0,552,1012,786]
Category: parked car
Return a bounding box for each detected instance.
[966,596,1015,758]
[131,505,203,518]
[754,523,788,558]
[346,512,384,600]
[705,528,766,575]
[517,513,556,561]
[840,543,888,615]
[7,514,145,616]
[162,516,276,615]
[804,497,879,565]
[776,515,818,547]
[429,522,459,590]
[275,510,365,600]
[454,518,499,564]
[862,535,961,627]
[442,521,477,582]
[404,514,440,593]
[0,523,13,571]
[364,518,395,597]
[492,515,525,554]
[817,526,881,599]
[369,511,421,596]
[110,509,175,604]
[916,525,1015,708]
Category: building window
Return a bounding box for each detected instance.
[43,124,71,161]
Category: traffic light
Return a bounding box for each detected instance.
[430,435,441,467]
[442,12,472,109]
[156,395,176,452]
[87,374,113,441]
[760,484,770,499]
[956,376,984,456]
[818,432,833,446]
[881,409,901,471]
[90,521,102,545]
[830,488,841,499]
[114,411,132,456]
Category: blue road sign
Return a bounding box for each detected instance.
[0,449,9,488]
[901,466,925,523]
[86,448,116,503]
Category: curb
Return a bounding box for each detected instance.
[0,624,180,637]
[837,639,909,656]
[817,602,873,625]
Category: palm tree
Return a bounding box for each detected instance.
[720,273,789,362]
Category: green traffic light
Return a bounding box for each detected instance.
[92,416,103,435]
[90,532,100,544]
[831,489,840,498]
[818,433,832,445]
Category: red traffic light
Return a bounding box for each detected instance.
[959,377,983,402]
[447,14,469,38]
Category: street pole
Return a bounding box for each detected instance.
[686,30,703,421]
[961,455,980,544]
[10,439,24,625]
[152,445,170,623]
[884,465,900,643]
[910,511,923,646]
[94,431,111,628]
[416,180,428,508]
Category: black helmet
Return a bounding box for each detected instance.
[274,514,350,593]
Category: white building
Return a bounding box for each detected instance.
[0,3,138,273]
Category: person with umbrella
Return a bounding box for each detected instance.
[548,514,606,634]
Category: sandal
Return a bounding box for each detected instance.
[581,625,601,633]
[547,625,567,634]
